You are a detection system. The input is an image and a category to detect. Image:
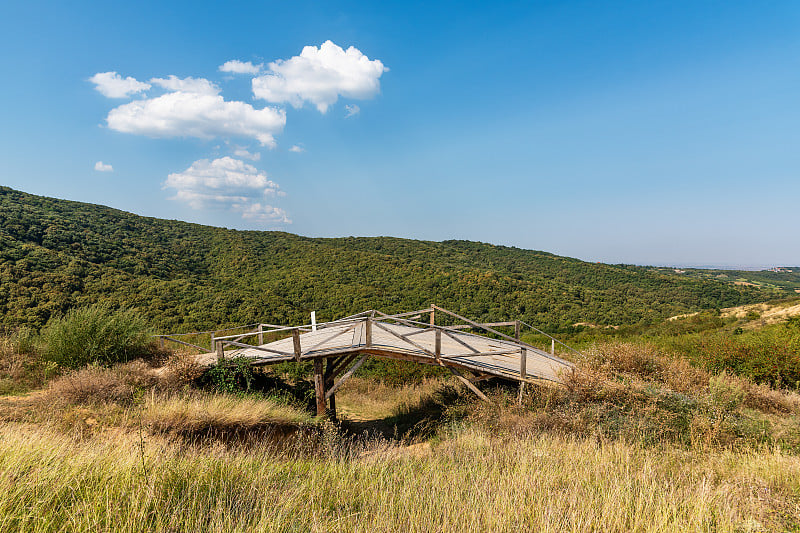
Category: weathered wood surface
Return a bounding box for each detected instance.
[207,320,573,384]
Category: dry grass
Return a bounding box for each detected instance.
[43,353,203,406]
[142,393,314,435]
[585,341,800,414]
[0,423,798,532]
[335,376,446,420]
[46,360,160,405]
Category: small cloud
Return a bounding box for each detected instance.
[219,60,263,75]
[164,157,289,224]
[345,104,360,117]
[252,40,387,113]
[288,144,305,153]
[233,147,261,160]
[240,203,291,224]
[89,71,150,98]
[94,161,113,172]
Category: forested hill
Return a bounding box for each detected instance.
[0,186,785,332]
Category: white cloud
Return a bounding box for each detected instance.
[345,104,360,117]
[219,60,263,74]
[164,157,289,223]
[239,203,291,223]
[105,92,286,147]
[288,144,305,153]
[90,71,151,98]
[232,147,261,160]
[252,40,387,113]
[150,75,219,95]
[94,161,113,172]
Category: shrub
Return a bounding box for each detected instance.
[709,372,746,413]
[47,360,159,405]
[198,357,255,393]
[41,304,152,368]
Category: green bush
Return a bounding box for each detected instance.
[41,304,152,368]
[198,357,255,393]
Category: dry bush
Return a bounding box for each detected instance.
[584,341,800,414]
[660,355,709,394]
[47,360,159,405]
[157,352,205,391]
[712,370,800,414]
[585,341,665,377]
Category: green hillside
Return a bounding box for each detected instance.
[0,186,786,333]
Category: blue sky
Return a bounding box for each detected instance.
[1,1,799,267]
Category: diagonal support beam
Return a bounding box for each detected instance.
[447,365,490,402]
[325,354,369,400]
[330,353,359,379]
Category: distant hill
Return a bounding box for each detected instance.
[0,186,787,332]
[650,266,800,292]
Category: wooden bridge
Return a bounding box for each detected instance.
[156,305,577,418]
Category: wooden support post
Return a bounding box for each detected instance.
[313,358,326,417]
[520,347,527,379]
[325,358,337,421]
[365,318,372,347]
[329,394,337,421]
[210,332,215,353]
[158,337,165,350]
[292,328,302,361]
[551,338,555,355]
[517,382,526,405]
[216,340,224,361]
[258,324,264,345]
[434,329,441,362]
[514,320,521,341]
[430,305,435,326]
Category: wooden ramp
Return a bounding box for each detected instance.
[161,306,578,417]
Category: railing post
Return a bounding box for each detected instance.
[520,347,527,379]
[258,324,264,345]
[514,320,520,341]
[551,338,555,355]
[365,318,372,347]
[430,305,435,326]
[216,340,224,361]
[434,329,441,362]
[292,328,302,361]
[210,331,215,353]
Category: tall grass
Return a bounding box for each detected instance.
[41,304,152,368]
[0,329,53,395]
[0,424,797,532]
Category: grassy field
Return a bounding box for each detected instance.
[2,307,800,532]
[2,422,799,532]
